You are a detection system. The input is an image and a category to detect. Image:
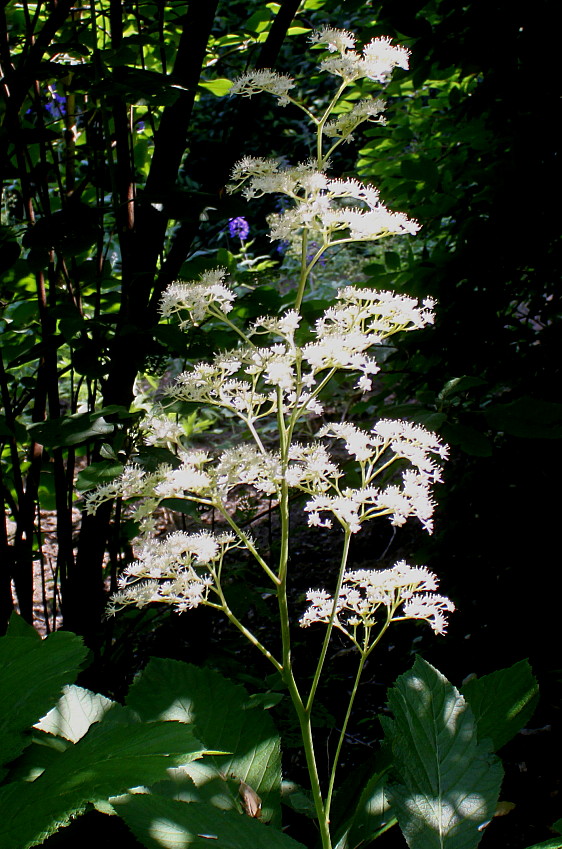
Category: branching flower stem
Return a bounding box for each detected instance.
[272,378,335,847]
[316,80,349,169]
[214,501,280,586]
[294,227,310,312]
[208,305,256,347]
[214,582,283,674]
[306,528,352,714]
[324,614,392,820]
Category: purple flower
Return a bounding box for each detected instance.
[45,85,67,119]
[228,217,250,241]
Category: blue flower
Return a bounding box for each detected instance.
[45,85,67,119]
[228,217,250,241]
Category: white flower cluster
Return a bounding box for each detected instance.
[301,560,455,636]
[86,413,445,540]
[228,160,419,244]
[229,69,295,106]
[84,464,165,535]
[107,530,238,615]
[159,268,234,327]
[140,414,184,448]
[164,286,433,421]
[323,98,386,141]
[228,29,409,109]
[310,28,410,84]
[304,420,448,533]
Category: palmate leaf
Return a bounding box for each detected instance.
[0,704,207,849]
[0,625,88,778]
[461,659,539,751]
[113,794,306,849]
[381,657,503,849]
[126,659,281,824]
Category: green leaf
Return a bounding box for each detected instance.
[400,157,439,186]
[245,9,272,34]
[34,685,115,742]
[523,840,562,849]
[198,78,233,96]
[382,657,503,849]
[159,498,200,518]
[437,376,487,401]
[441,423,493,457]
[0,707,207,849]
[75,460,124,492]
[5,612,41,640]
[485,397,562,439]
[461,660,539,751]
[281,781,316,817]
[26,405,135,449]
[126,659,281,824]
[114,794,305,849]
[384,251,401,270]
[0,631,88,777]
[27,411,114,448]
[333,762,395,849]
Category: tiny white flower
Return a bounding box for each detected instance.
[230,69,295,107]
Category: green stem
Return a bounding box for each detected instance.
[208,306,255,347]
[296,696,333,849]
[294,227,309,312]
[215,503,280,586]
[272,395,332,848]
[317,81,349,169]
[325,651,366,820]
[246,418,267,455]
[324,618,391,818]
[306,529,352,713]
[220,596,283,673]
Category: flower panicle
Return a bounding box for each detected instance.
[323,98,386,141]
[107,529,240,615]
[310,28,410,84]
[227,158,419,243]
[159,268,235,327]
[300,560,454,637]
[229,69,295,107]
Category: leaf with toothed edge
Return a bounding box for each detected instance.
[381,657,503,849]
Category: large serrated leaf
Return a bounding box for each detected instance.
[114,794,305,849]
[126,659,281,824]
[382,657,503,849]
[34,685,115,742]
[0,704,207,849]
[0,630,88,777]
[461,660,539,751]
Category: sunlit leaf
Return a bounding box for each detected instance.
[382,657,503,849]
